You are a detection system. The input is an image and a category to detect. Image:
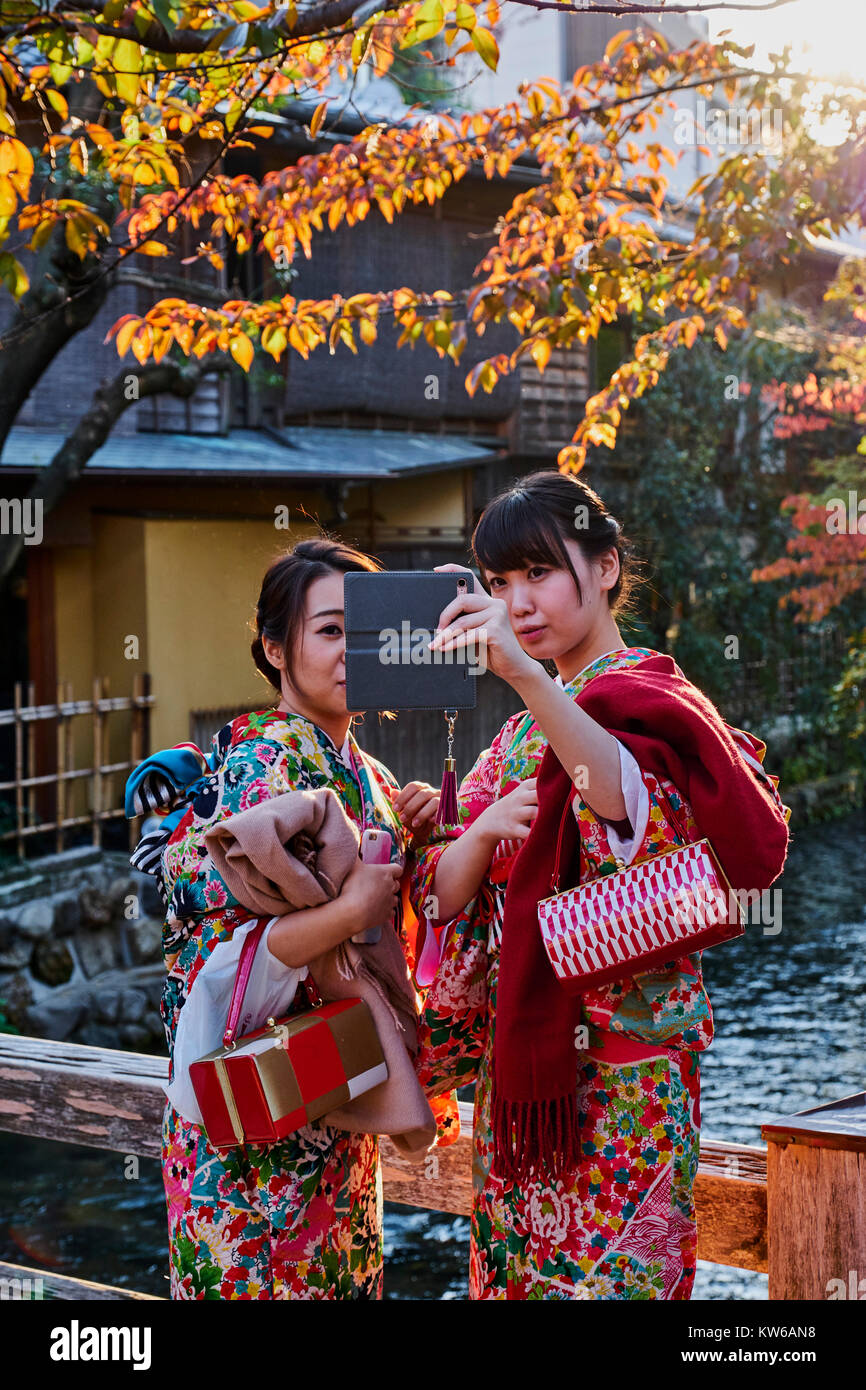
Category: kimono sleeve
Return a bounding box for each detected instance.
[578,738,649,867]
[360,748,402,805]
[354,752,463,1146]
[162,735,302,930]
[410,733,509,1098]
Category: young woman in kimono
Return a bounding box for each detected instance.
[133,537,455,1300]
[410,469,790,1301]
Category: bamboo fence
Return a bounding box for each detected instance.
[0,673,153,858]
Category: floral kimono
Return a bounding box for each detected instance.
[411,646,787,1301]
[144,706,456,1300]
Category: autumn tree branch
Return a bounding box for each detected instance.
[5,0,395,55]
[497,0,797,13]
[114,269,232,308]
[0,0,800,60]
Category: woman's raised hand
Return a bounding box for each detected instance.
[338,857,402,935]
[429,564,537,688]
[394,780,440,844]
[475,778,539,845]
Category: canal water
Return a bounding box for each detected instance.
[1,808,863,1300]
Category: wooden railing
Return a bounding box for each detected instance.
[1,1033,862,1301]
[0,674,153,858]
[0,1032,766,1299]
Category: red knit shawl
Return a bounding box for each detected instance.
[491,654,790,1183]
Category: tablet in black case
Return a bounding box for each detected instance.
[344,571,480,711]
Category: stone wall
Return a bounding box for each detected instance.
[0,847,167,1053]
[781,766,865,825]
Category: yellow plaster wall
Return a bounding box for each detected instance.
[53,546,94,704]
[45,474,468,816]
[52,517,149,818]
[93,515,148,792]
[142,517,319,749]
[366,473,465,528]
[52,545,95,822]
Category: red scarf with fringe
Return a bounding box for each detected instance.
[491,653,790,1184]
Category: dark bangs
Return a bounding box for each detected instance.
[472,489,583,602]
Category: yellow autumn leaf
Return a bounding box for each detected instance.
[309,101,328,137]
[288,323,309,357]
[0,176,16,217]
[0,252,29,297]
[531,338,551,372]
[113,38,142,107]
[46,89,68,120]
[114,317,142,356]
[229,333,255,371]
[262,324,287,359]
[0,138,32,179]
[65,217,90,258]
[470,26,499,71]
[131,323,154,364]
[152,331,174,364]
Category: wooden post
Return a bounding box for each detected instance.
[92,675,104,848]
[762,1091,866,1300]
[142,671,152,790]
[26,680,36,834]
[55,680,66,853]
[129,671,144,852]
[13,682,24,859]
[64,680,74,836]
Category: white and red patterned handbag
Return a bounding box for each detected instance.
[538,778,745,990]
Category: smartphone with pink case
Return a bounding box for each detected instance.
[351,829,392,944]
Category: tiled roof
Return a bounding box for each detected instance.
[1,425,503,479]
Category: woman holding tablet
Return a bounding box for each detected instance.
[129,537,451,1300]
[410,469,790,1301]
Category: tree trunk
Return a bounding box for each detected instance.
[0,185,118,454]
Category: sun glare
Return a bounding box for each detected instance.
[714,0,866,88]
[711,0,866,146]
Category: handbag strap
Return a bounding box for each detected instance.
[549,764,692,894]
[223,919,322,1048]
[347,742,369,830]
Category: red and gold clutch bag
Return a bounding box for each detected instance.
[190,920,387,1150]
